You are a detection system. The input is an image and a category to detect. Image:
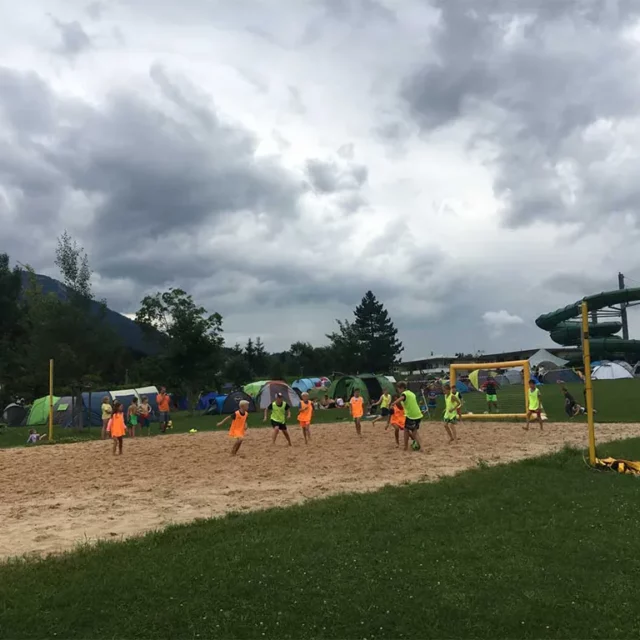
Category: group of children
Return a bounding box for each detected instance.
[100,393,159,456]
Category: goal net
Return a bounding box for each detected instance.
[449,360,531,419]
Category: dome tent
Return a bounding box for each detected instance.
[592,362,633,380]
[255,381,300,409]
[243,380,269,398]
[2,403,27,426]
[204,391,256,415]
[328,374,395,404]
[292,378,321,393]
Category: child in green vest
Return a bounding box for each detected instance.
[264,393,292,446]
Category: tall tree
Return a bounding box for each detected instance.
[0,254,25,404]
[326,320,362,373]
[55,231,93,301]
[353,291,403,372]
[327,291,403,373]
[136,288,224,411]
[253,337,269,376]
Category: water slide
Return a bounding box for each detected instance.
[535,287,640,358]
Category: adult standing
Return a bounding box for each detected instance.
[156,387,171,433]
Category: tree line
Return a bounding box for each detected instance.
[0,235,403,409]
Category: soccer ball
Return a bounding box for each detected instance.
[467,411,474,415]
[411,440,421,451]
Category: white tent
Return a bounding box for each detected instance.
[529,349,568,368]
[591,362,633,380]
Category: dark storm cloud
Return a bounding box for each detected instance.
[51,18,93,57]
[401,0,640,229]
[1,65,306,246]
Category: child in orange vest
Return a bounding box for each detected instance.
[349,388,365,436]
[298,392,313,444]
[218,400,250,456]
[108,401,127,456]
[387,394,405,448]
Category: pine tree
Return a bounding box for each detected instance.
[352,291,403,372]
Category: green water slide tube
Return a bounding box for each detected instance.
[535,287,640,356]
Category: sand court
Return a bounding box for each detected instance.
[1,420,637,560]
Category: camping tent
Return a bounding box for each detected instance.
[82,391,112,417]
[53,396,102,427]
[541,368,583,384]
[243,381,269,398]
[111,389,138,410]
[255,381,300,409]
[220,391,256,414]
[197,391,219,411]
[328,375,395,404]
[529,349,568,368]
[2,403,27,426]
[592,362,633,380]
[292,378,322,393]
[26,396,60,426]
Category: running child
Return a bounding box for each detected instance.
[218,400,250,455]
[371,390,392,426]
[127,397,139,438]
[482,376,499,413]
[391,382,423,452]
[454,387,463,421]
[109,401,127,456]
[349,388,365,436]
[387,394,405,448]
[138,395,152,435]
[525,379,544,431]
[443,383,461,443]
[101,396,112,440]
[297,391,313,444]
[264,393,292,446]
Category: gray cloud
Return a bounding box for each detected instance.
[401,0,640,230]
[306,157,368,194]
[51,18,93,57]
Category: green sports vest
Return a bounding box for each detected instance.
[445,393,458,413]
[528,388,540,410]
[380,394,391,409]
[271,401,286,423]
[402,390,423,420]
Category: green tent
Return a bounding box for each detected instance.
[26,396,60,426]
[243,380,269,399]
[328,375,395,404]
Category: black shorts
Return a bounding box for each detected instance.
[404,418,421,431]
[271,421,287,430]
[380,407,390,417]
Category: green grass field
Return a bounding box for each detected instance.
[1,379,638,449]
[2,438,640,639]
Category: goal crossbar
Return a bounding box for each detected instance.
[449,359,530,420]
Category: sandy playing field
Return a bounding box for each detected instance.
[1,420,638,560]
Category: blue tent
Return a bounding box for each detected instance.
[54,396,102,428]
[197,392,219,410]
[455,380,470,394]
[292,378,321,393]
[82,391,112,417]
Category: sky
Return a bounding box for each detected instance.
[2,0,640,360]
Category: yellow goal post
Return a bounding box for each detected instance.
[449,360,531,420]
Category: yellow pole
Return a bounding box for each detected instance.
[523,360,531,414]
[48,359,54,442]
[581,301,596,465]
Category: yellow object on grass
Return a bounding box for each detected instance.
[595,457,640,475]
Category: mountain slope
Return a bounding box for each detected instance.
[21,272,159,356]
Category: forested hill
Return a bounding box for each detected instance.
[21,272,159,356]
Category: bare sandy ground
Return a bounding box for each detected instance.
[1,421,638,560]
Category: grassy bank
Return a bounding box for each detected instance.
[2,438,640,639]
